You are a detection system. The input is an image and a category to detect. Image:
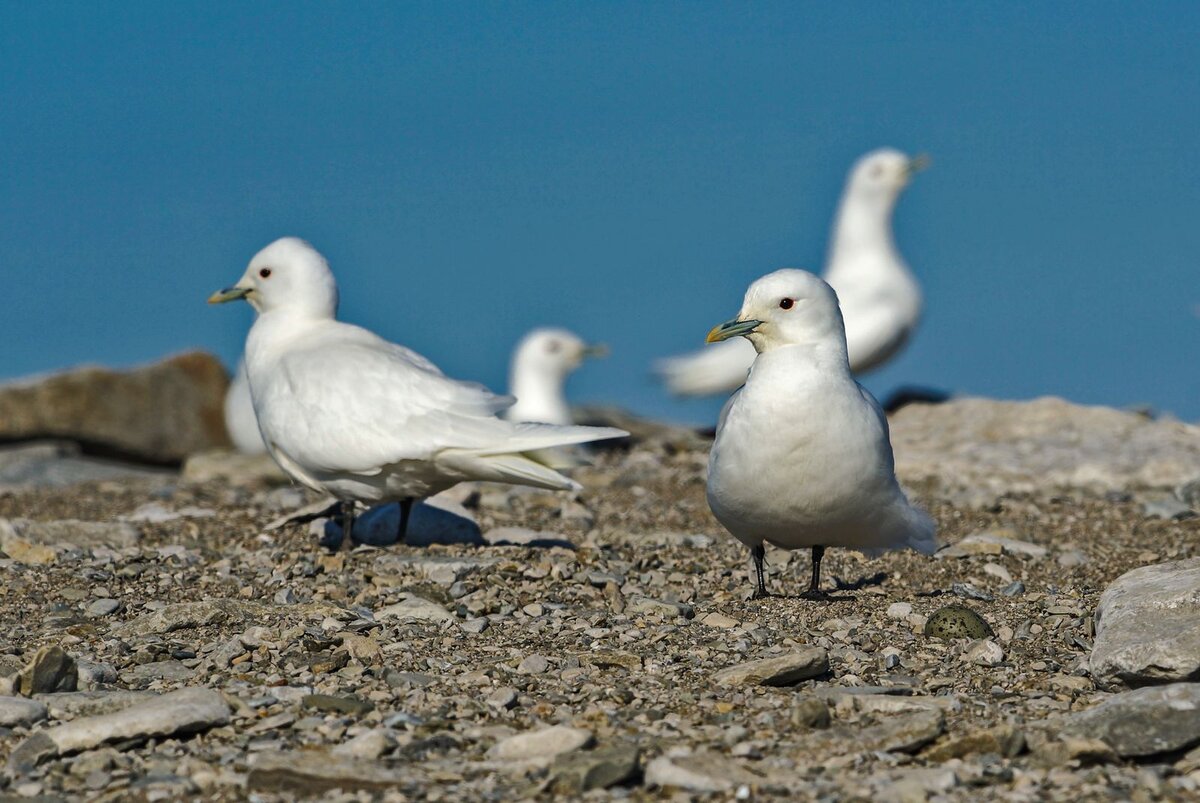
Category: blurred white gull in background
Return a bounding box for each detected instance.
[657,148,928,396]
[504,328,606,425]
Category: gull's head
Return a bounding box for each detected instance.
[707,269,844,353]
[846,148,929,203]
[208,237,339,318]
[513,328,606,379]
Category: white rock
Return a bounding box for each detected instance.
[964,639,1005,666]
[1091,557,1200,687]
[488,725,593,762]
[701,612,740,629]
[983,563,1014,583]
[644,751,763,792]
[713,648,830,687]
[380,555,497,587]
[936,531,1047,560]
[123,502,216,522]
[332,728,395,760]
[0,697,48,727]
[483,527,572,547]
[516,654,550,674]
[375,596,454,624]
[886,602,913,620]
[891,396,1200,495]
[1,517,140,550]
[33,690,155,719]
[182,450,287,485]
[9,688,230,771]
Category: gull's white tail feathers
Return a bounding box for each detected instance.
[466,423,626,457]
[435,422,626,492]
[435,451,582,492]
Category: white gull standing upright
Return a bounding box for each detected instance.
[704,269,936,599]
[209,238,627,543]
[657,148,928,396]
[504,328,606,426]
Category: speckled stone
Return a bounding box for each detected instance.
[924,605,994,640]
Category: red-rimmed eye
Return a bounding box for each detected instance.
[259,268,272,279]
[779,298,794,310]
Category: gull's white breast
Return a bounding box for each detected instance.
[707,350,907,552]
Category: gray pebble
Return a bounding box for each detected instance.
[951,583,995,602]
[461,617,489,634]
[84,598,120,618]
[517,654,550,674]
[1141,497,1194,520]
[487,687,518,710]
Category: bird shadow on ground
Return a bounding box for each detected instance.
[317,500,576,551]
[832,571,888,591]
[761,571,886,602]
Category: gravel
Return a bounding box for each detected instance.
[0,406,1197,799]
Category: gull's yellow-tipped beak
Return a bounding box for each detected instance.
[706,318,763,343]
[208,285,251,305]
[582,343,609,359]
[905,154,931,177]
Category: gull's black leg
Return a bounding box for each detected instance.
[750,544,770,599]
[397,498,414,543]
[799,545,833,601]
[339,500,357,551]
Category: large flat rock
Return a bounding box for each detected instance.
[1035,683,1200,758]
[8,688,230,772]
[1090,558,1200,687]
[247,751,407,794]
[890,396,1200,495]
[1,518,140,550]
[713,648,830,687]
[0,351,230,464]
[0,442,170,490]
[644,750,764,792]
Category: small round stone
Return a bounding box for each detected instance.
[923,604,995,640]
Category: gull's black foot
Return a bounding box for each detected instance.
[750,587,774,601]
[798,588,834,602]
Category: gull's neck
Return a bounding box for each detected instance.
[245,308,333,364]
[509,364,570,425]
[749,338,851,387]
[827,190,902,274]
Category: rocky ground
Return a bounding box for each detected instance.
[0,396,1199,801]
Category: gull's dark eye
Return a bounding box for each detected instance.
[779,298,794,310]
[259,268,272,279]
[545,341,561,354]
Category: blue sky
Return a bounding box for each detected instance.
[2,2,1197,423]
